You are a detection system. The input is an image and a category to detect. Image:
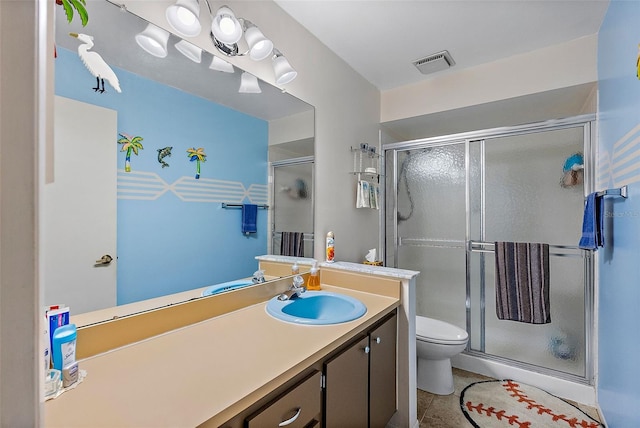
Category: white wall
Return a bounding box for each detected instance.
[122,0,382,263]
[0,0,50,425]
[381,35,598,124]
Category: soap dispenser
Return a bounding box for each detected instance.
[306,261,321,291]
[291,262,300,275]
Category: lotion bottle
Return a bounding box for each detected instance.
[306,261,321,291]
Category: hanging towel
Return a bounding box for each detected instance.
[280,232,305,257]
[241,204,258,234]
[578,192,604,250]
[494,242,551,324]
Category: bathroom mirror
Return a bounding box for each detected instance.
[46,0,314,324]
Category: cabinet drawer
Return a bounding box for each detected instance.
[245,370,321,428]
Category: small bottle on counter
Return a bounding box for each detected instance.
[326,231,335,263]
[306,261,321,291]
[291,262,300,275]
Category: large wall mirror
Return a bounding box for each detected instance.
[45,0,314,324]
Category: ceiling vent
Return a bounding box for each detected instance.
[412,50,455,75]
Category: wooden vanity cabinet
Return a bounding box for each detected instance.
[369,312,397,427]
[323,335,370,427]
[218,310,397,428]
[244,370,322,428]
[323,311,398,428]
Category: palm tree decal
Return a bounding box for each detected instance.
[118,133,144,172]
[187,147,207,179]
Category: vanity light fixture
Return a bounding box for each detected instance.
[135,23,170,58]
[175,40,202,63]
[209,56,234,73]
[211,6,243,45]
[272,49,297,85]
[243,20,273,61]
[238,72,261,93]
[207,5,297,85]
[165,0,201,38]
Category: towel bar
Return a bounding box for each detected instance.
[595,185,627,198]
[469,241,583,258]
[221,203,269,209]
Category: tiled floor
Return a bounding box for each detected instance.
[417,368,601,427]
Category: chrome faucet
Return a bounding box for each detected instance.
[277,275,306,301]
[252,270,266,284]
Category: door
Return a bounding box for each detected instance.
[324,335,369,427]
[43,96,117,314]
[369,313,397,428]
[468,127,587,377]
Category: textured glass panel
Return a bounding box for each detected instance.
[484,252,585,376]
[481,127,586,377]
[399,245,466,329]
[484,128,584,244]
[392,143,466,327]
[396,144,466,241]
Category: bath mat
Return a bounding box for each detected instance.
[460,379,604,428]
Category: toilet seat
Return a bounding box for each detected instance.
[416,316,468,345]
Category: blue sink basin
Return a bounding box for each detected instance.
[266,291,367,325]
[201,279,253,296]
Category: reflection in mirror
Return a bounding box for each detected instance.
[45,0,314,324]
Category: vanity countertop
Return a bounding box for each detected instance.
[45,285,399,427]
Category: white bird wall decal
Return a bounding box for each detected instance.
[69,32,121,93]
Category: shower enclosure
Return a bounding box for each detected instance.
[384,116,595,383]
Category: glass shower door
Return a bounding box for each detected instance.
[468,127,587,377]
[387,143,468,330]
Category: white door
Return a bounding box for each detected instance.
[43,96,117,314]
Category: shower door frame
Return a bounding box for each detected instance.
[383,114,597,385]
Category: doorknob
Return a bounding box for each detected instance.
[94,254,113,266]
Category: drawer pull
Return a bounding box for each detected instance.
[374,336,381,344]
[279,408,302,426]
[364,346,371,354]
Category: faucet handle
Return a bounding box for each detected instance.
[292,275,304,288]
[252,269,265,284]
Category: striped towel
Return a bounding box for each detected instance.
[280,232,305,257]
[494,242,551,324]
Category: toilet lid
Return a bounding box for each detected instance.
[416,316,468,344]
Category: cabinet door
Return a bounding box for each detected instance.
[369,313,397,428]
[324,335,369,427]
[246,370,321,428]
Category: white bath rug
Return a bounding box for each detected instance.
[460,379,604,428]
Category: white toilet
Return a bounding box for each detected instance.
[416,315,469,395]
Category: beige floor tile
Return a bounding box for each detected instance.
[417,388,435,421]
[421,394,473,427]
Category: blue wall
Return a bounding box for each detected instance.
[55,47,268,304]
[597,1,640,425]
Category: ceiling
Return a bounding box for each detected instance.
[274,0,610,92]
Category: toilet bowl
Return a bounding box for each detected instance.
[416,315,469,395]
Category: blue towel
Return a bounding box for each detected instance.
[241,204,257,234]
[579,193,604,250]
